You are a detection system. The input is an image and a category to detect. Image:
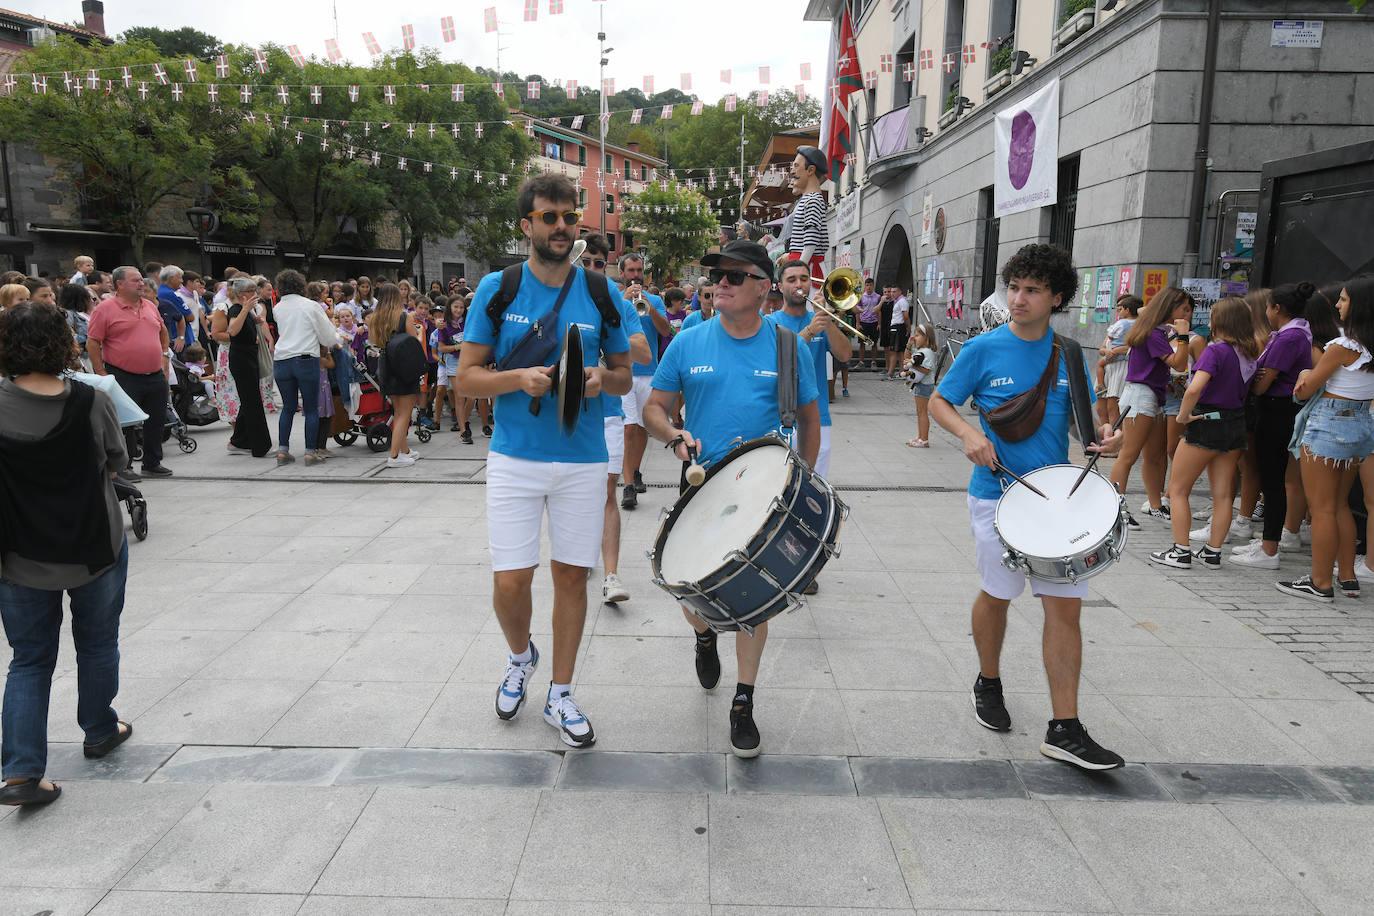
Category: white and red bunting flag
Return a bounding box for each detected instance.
[800,62,812,80]
[724,94,736,111]
[427,123,436,137]
[492,81,504,98]
[527,80,540,98]
[483,7,497,32]
[565,80,578,98]
[757,90,769,107]
[240,84,252,103]
[136,81,148,100]
[660,179,669,190]
[602,78,614,95]
[598,111,610,127]
[795,83,806,97]
[73,81,85,98]
[450,124,459,137]
[310,85,322,104]
[680,72,691,90]
[423,161,432,173]
[525,119,534,135]
[2,74,15,95]
[320,137,328,151]
[880,53,893,72]
[105,79,113,95]
[660,105,673,119]
[759,66,770,84]
[84,68,97,89]
[630,108,642,124]
[942,52,957,73]
[523,0,538,20]
[254,50,268,73]
[171,83,183,102]
[325,38,341,61]
[121,66,132,87]
[182,60,197,82]
[863,70,877,89]
[206,83,218,102]
[449,166,458,179]
[474,170,482,183]
[720,68,731,83]
[287,45,306,67]
[920,49,934,70]
[691,99,703,115]
[571,114,584,129]
[398,157,407,170]
[371,152,380,165]
[440,15,456,41]
[451,83,463,101]
[244,111,256,123]
[215,55,229,78]
[475,122,484,137]
[550,0,564,12]
[362,32,382,56]
[152,63,168,85]
[277,85,290,103]
[963,44,977,63]
[401,24,415,50]
[384,85,397,104]
[60,71,71,93]
[903,61,915,81]
[348,85,359,101]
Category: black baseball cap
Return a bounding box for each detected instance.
[796,145,828,177]
[701,240,776,282]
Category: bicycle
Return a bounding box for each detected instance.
[930,323,976,386]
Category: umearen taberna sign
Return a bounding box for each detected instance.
[993,78,1060,219]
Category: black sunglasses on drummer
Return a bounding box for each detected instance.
[527,209,582,226]
[581,257,607,270]
[708,267,766,286]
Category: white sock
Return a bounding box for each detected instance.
[509,644,533,665]
[549,682,570,700]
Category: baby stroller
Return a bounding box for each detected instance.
[170,356,220,429]
[333,357,431,453]
[66,371,151,540]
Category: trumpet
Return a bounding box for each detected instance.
[633,295,651,316]
[811,267,874,344]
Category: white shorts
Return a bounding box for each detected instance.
[968,495,1091,601]
[788,425,833,479]
[622,376,653,426]
[603,415,625,475]
[1103,358,1128,398]
[436,363,451,386]
[486,452,609,571]
[826,352,835,381]
[1118,381,1162,419]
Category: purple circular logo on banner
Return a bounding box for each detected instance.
[1008,110,1037,190]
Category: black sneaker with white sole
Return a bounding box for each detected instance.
[970,675,1011,731]
[694,632,721,689]
[1148,544,1192,569]
[1125,512,1141,531]
[1040,719,1125,770]
[1276,576,1334,603]
[729,700,761,758]
[1193,545,1222,569]
[1338,578,1360,598]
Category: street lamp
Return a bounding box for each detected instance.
[185,206,217,280]
[598,10,612,241]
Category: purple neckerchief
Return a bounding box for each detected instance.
[1283,318,1313,345]
[1228,342,1258,384]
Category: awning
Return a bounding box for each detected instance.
[0,232,33,253]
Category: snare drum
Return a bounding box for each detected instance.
[649,436,847,633]
[994,464,1128,584]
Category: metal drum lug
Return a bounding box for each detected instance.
[822,541,843,559]
[1001,550,1020,572]
[644,548,656,560]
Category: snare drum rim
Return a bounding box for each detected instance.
[993,463,1118,561]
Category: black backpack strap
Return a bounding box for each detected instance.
[485,263,525,326]
[1058,333,1098,448]
[583,270,621,329]
[775,324,798,432]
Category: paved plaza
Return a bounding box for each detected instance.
[2,372,1373,914]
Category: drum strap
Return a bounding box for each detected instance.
[775,324,798,432]
[1060,335,1099,449]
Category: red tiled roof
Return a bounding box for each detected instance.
[0,47,21,76]
[0,7,106,41]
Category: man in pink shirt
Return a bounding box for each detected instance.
[87,266,173,480]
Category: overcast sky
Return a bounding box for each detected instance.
[18,0,833,102]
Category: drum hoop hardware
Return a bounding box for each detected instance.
[725,549,800,617]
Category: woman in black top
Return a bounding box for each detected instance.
[225,277,272,457]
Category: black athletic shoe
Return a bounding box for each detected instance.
[1125,512,1141,530]
[621,485,637,510]
[971,676,1011,731]
[1276,575,1334,603]
[460,429,474,444]
[633,470,647,493]
[729,700,761,758]
[694,634,721,689]
[450,422,461,432]
[1149,544,1192,569]
[1040,719,1125,770]
[1338,578,1361,598]
[482,423,493,437]
[1194,545,1222,570]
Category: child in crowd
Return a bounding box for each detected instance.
[335,305,368,366]
[1096,295,1142,426]
[905,323,938,448]
[431,298,463,432]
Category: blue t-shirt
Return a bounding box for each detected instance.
[936,324,1095,501]
[157,285,194,345]
[600,290,643,419]
[628,292,666,377]
[680,309,715,332]
[652,319,818,467]
[465,265,631,463]
[767,309,831,426]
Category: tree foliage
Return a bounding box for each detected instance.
[118,26,222,59]
[620,183,718,281]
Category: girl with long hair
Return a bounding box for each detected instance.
[367,282,422,466]
[352,276,377,317]
[1224,288,1275,540]
[1109,287,1194,526]
[905,322,938,448]
[1280,278,1374,600]
[1150,298,1260,569]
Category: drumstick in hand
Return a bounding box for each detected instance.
[1067,407,1132,498]
[685,444,705,487]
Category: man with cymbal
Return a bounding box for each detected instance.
[457,175,632,749]
[644,239,819,758]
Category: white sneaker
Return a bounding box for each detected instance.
[544,690,596,748]
[1230,516,1252,542]
[495,642,539,720]
[385,452,417,468]
[1230,540,1280,569]
[1299,520,1311,546]
[1279,529,1301,552]
[1189,518,1230,542]
[602,573,630,603]
[1355,557,1374,582]
[1231,537,1260,555]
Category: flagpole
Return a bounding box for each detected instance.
[598,6,609,238]
[738,111,746,223]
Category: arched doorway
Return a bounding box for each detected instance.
[877,223,913,295]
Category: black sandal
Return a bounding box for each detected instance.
[0,778,61,806]
[83,719,133,759]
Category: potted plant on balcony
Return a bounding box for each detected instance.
[984,39,1015,98]
[1054,0,1095,50]
[937,83,961,129]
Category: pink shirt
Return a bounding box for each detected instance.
[87,296,165,374]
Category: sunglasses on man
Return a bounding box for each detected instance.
[581,257,607,270]
[527,209,582,226]
[708,267,766,286]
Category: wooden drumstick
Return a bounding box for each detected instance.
[1067,406,1132,498]
[685,444,705,487]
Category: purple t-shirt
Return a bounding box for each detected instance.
[1193,342,1248,409]
[1256,323,1313,399]
[1126,327,1174,403]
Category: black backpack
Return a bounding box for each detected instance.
[484,264,623,334]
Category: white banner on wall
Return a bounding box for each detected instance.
[993,78,1060,219]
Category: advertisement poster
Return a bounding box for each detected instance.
[1143,269,1169,305]
[924,261,936,296]
[841,242,853,267]
[1079,270,1093,326]
[920,195,934,245]
[1181,278,1249,330]
[1094,267,1116,322]
[993,79,1060,218]
[1271,20,1323,47]
[1234,212,1256,256]
[1117,267,1133,297]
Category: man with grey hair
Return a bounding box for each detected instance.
[156,265,191,351]
[616,251,670,510]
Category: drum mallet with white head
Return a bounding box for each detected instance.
[667,436,706,487]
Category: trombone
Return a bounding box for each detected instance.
[811,267,874,344]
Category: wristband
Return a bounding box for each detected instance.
[665,435,685,452]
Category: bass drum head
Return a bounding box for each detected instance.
[995,464,1119,558]
[658,441,794,585]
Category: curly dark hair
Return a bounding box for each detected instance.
[274,269,308,297]
[999,244,1078,311]
[58,281,94,313]
[0,301,78,376]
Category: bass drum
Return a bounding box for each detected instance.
[649,436,847,633]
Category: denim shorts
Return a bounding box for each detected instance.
[1119,382,1161,419]
[1301,396,1374,464]
[912,380,935,399]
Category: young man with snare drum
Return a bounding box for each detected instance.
[643,239,820,758]
[929,244,1126,771]
[457,175,633,749]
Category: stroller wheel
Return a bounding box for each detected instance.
[129,500,148,541]
[162,427,172,443]
[366,423,392,453]
[416,428,432,444]
[334,431,359,447]
[178,436,198,454]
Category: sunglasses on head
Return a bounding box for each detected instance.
[581,257,607,270]
[708,267,766,286]
[527,209,582,226]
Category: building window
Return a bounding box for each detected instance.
[987,0,1018,79]
[578,146,587,166]
[1048,155,1081,255]
[895,37,915,109]
[605,152,614,172]
[977,187,1001,302]
[579,188,587,208]
[623,232,635,251]
[606,194,615,214]
[942,0,967,112]
[607,232,617,252]
[544,141,562,161]
[640,165,648,181]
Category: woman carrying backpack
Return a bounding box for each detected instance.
[367,283,424,468]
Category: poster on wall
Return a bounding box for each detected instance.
[1143,269,1169,305]
[924,261,936,296]
[841,242,853,267]
[920,195,934,246]
[1094,267,1116,322]
[993,78,1060,218]
[1117,267,1133,297]
[1079,270,1093,326]
[1181,278,1249,331]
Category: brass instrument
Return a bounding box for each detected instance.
[813,267,874,344]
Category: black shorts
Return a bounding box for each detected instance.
[425,364,438,387]
[887,325,909,352]
[1184,405,1247,452]
[859,321,880,343]
[1243,393,1260,434]
[383,375,422,398]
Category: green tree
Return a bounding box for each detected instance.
[621,182,718,281]
[118,25,222,58]
[0,35,258,264]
